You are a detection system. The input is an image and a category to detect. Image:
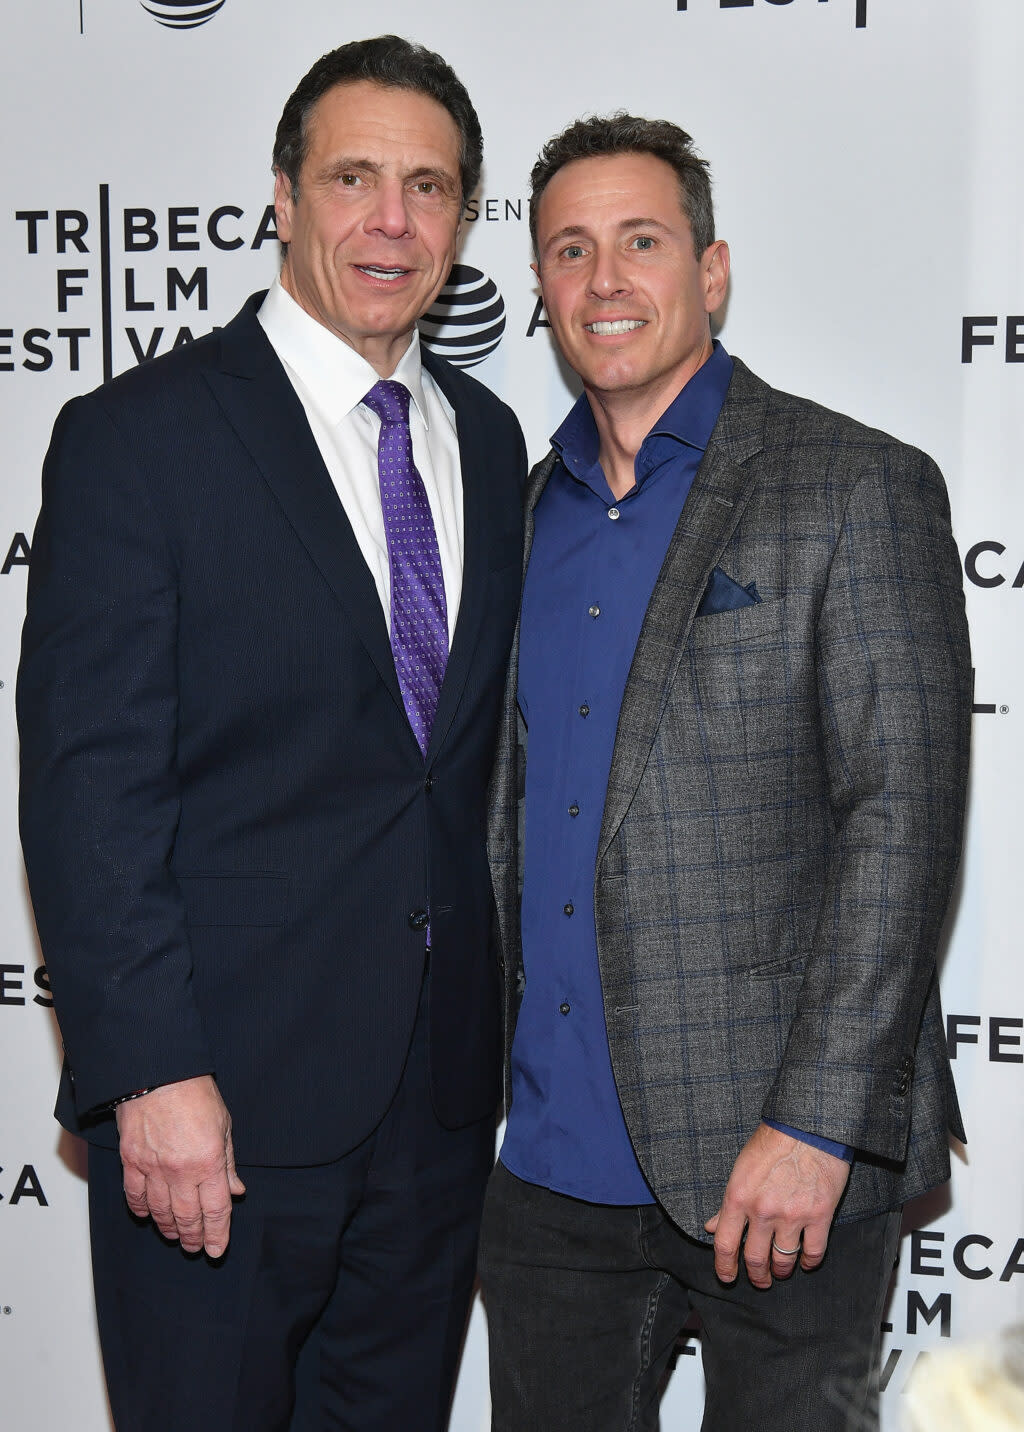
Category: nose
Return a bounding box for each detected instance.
[364,178,413,239]
[589,246,631,299]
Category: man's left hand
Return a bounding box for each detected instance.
[703,1122,851,1289]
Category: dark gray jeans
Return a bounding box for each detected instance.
[478,1162,900,1432]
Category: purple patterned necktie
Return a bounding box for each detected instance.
[363,378,449,755]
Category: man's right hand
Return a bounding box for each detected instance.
[115,1074,246,1257]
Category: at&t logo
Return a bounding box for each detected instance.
[420,265,506,369]
[140,0,228,28]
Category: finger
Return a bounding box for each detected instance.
[197,1173,235,1258]
[743,1223,774,1289]
[224,1132,246,1198]
[770,1230,803,1280]
[712,1206,746,1284]
[145,1178,180,1242]
[800,1219,831,1272]
[167,1182,204,1252]
[121,1164,150,1220]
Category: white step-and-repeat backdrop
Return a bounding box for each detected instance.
[1,2,1021,1427]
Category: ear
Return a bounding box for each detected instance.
[530,259,541,282]
[702,239,730,315]
[273,169,295,246]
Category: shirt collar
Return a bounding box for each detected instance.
[551,339,734,477]
[257,277,431,430]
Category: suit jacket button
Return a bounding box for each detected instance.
[408,910,429,932]
[424,774,434,792]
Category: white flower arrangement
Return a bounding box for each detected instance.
[902,1324,1024,1431]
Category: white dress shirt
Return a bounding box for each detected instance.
[258,278,463,641]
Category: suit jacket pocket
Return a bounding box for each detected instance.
[748,953,807,980]
[690,598,785,648]
[176,873,289,927]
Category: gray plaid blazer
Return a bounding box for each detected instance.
[487,357,970,1240]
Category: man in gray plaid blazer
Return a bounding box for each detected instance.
[479,114,970,1431]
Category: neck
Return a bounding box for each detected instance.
[586,350,711,500]
[278,264,413,378]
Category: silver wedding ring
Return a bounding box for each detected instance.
[771,1238,801,1257]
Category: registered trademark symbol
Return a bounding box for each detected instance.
[1000,705,1010,715]
[2,1306,12,1315]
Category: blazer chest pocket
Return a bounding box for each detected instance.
[690,598,785,650]
[176,873,289,927]
[748,954,807,981]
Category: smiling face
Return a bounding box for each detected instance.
[532,151,729,412]
[274,79,463,376]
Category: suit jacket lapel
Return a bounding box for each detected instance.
[597,358,771,866]
[522,452,558,567]
[421,350,508,762]
[487,449,556,842]
[206,296,405,714]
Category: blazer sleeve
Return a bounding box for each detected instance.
[17,393,214,1114]
[760,443,971,1161]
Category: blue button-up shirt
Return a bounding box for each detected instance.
[500,344,848,1206]
[501,344,732,1203]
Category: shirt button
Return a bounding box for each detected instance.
[568,803,579,817]
[578,704,590,718]
[608,507,620,521]
[588,604,601,618]
[563,902,574,916]
[559,1002,571,1016]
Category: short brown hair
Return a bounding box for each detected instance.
[273,35,483,201]
[530,113,714,259]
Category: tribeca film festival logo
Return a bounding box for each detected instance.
[1,197,516,387]
[879,992,1024,1397]
[676,0,868,31]
[877,1226,1024,1394]
[971,669,1009,718]
[419,265,507,369]
[961,315,1024,364]
[76,0,228,32]
[963,543,1017,717]
[0,1164,49,1209]
[2,193,280,385]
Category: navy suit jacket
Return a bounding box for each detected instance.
[18,293,526,1164]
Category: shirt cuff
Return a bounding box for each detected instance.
[763,1120,853,1162]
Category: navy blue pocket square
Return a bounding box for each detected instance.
[697,566,761,616]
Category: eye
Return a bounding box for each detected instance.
[562,244,586,260]
[339,173,362,187]
[631,235,655,251]
[414,180,438,195]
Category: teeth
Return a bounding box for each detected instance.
[586,319,646,335]
[359,266,406,280]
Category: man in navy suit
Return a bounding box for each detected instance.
[18,35,524,1431]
